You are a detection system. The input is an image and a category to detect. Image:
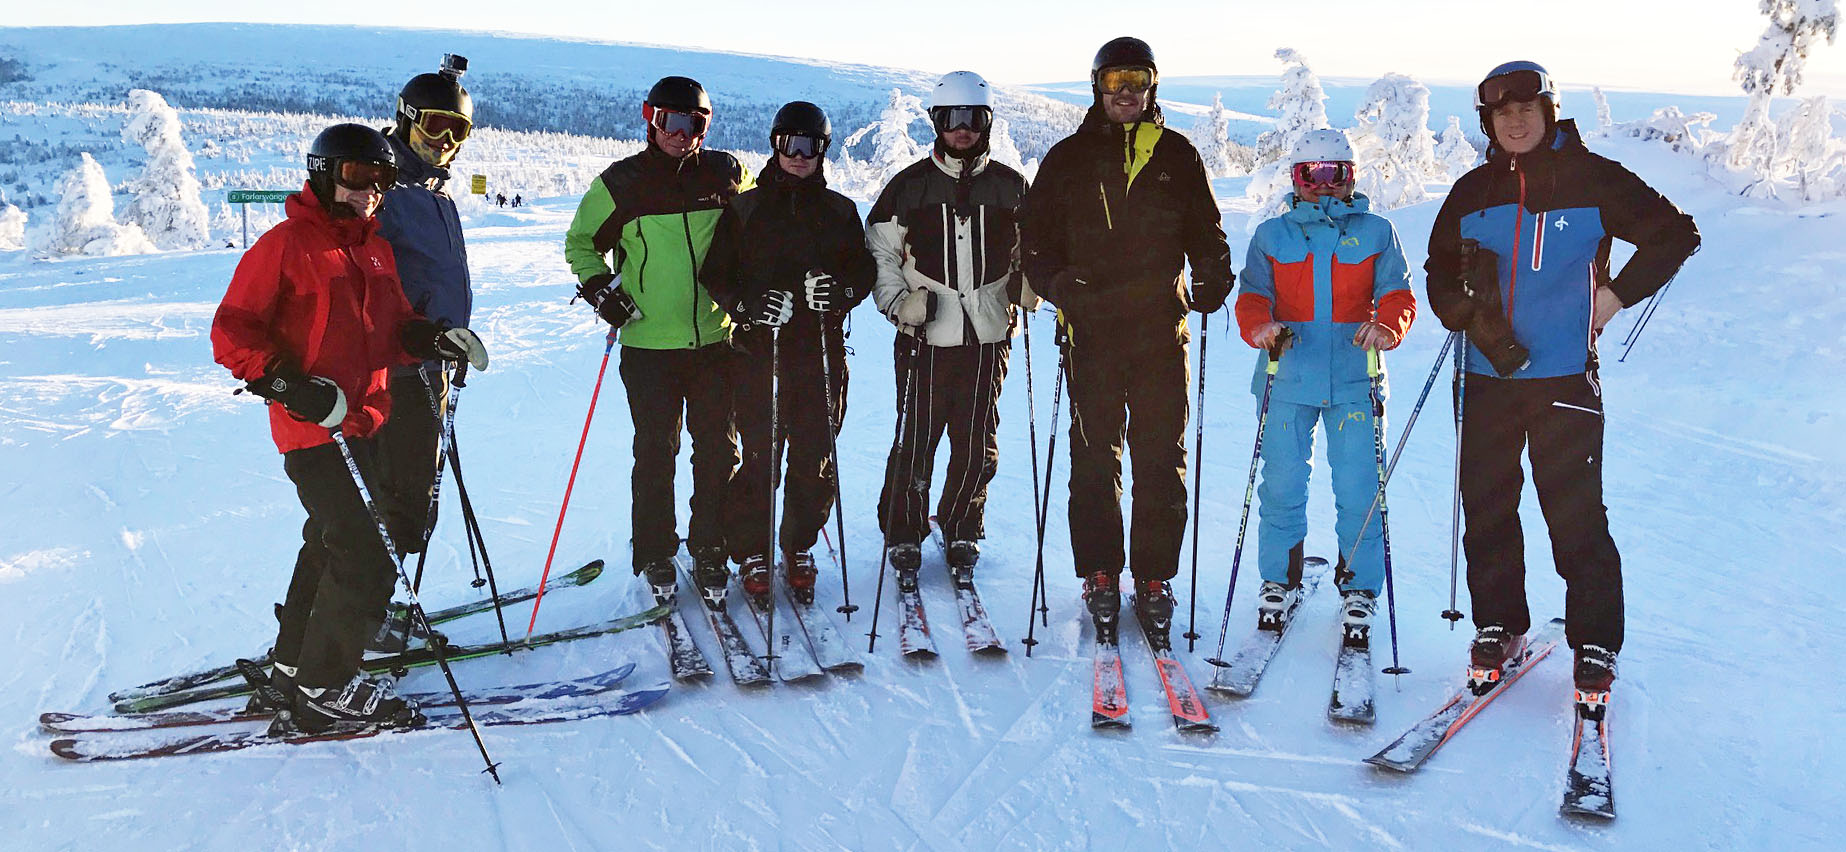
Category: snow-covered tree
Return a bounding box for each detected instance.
[1350,73,1438,210]
[120,89,210,249]
[1620,106,1719,155]
[1592,87,1614,135]
[0,201,25,251]
[849,88,926,189]
[1728,0,1840,196]
[1245,49,1331,229]
[1195,93,1236,178]
[1434,116,1480,180]
[33,153,158,257]
[989,114,1027,173]
[1778,95,1841,200]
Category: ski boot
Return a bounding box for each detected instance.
[690,547,732,611]
[1467,624,1527,694]
[640,558,679,605]
[1338,589,1376,648]
[785,551,819,606]
[888,543,922,594]
[1255,581,1301,632]
[365,603,433,655]
[739,554,774,604]
[1082,571,1122,645]
[1572,645,1617,721]
[944,540,979,590]
[240,659,296,714]
[1132,579,1175,650]
[276,673,424,736]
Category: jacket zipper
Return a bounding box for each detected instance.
[1098,184,1114,230]
[678,157,703,349]
[1507,156,1527,324]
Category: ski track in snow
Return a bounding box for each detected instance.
[4,134,1844,850]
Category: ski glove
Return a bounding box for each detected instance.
[742,289,796,328]
[1040,266,1090,306]
[893,288,937,329]
[401,320,490,371]
[246,367,347,429]
[1190,278,1231,314]
[579,273,642,329]
[803,269,856,313]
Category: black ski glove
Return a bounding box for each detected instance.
[803,269,856,312]
[579,273,641,328]
[740,289,795,328]
[1040,266,1090,307]
[401,319,489,370]
[1191,278,1232,314]
[246,365,347,428]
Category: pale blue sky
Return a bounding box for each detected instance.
[12,1,1845,96]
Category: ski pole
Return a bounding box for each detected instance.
[764,326,781,669]
[817,312,857,620]
[868,332,923,653]
[1183,313,1209,652]
[1363,348,1409,678]
[1443,332,1467,628]
[329,426,500,783]
[1024,319,1067,653]
[1207,328,1291,668]
[1021,311,1044,654]
[1617,277,1676,363]
[409,363,461,595]
[1339,330,1456,573]
[528,327,618,639]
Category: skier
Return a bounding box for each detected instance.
[1425,61,1698,698]
[513,194,522,208]
[564,76,751,604]
[211,123,489,732]
[866,71,1033,594]
[496,193,506,207]
[1234,128,1416,641]
[1019,38,1233,640]
[700,101,875,604]
[369,55,477,650]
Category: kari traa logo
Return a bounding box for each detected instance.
[1340,236,1361,247]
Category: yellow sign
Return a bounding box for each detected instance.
[470,175,487,195]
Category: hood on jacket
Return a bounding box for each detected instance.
[759,155,828,190]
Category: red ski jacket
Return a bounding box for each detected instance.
[212,184,416,453]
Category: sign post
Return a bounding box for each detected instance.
[227,189,295,248]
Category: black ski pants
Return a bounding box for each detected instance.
[878,335,1010,546]
[620,343,738,570]
[374,367,445,556]
[1065,332,1190,582]
[725,325,847,561]
[1461,372,1623,652]
[274,436,399,691]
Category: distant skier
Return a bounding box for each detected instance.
[1020,38,1233,642]
[1235,128,1416,641]
[866,70,1033,594]
[211,123,488,733]
[512,194,522,207]
[564,76,751,605]
[369,55,478,651]
[700,101,875,603]
[1425,61,1698,702]
[495,192,506,207]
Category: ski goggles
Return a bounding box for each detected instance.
[643,104,711,137]
[1475,68,1555,109]
[334,159,398,193]
[1095,66,1156,95]
[772,132,829,159]
[404,105,473,143]
[930,105,992,135]
[1291,161,1355,189]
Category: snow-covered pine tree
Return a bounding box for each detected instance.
[120,89,210,250]
[0,199,25,251]
[1245,49,1331,229]
[1350,73,1438,210]
[1728,0,1840,197]
[1195,93,1235,178]
[1592,87,1614,135]
[1434,116,1480,180]
[1778,95,1841,200]
[865,88,926,188]
[1620,106,1720,154]
[34,153,158,257]
[990,114,1027,173]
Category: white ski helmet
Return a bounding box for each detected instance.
[929,71,992,109]
[1290,128,1355,164]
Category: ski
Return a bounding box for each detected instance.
[1562,692,1616,819]
[43,665,636,734]
[51,682,670,762]
[643,576,714,682]
[1130,597,1216,733]
[1091,631,1130,729]
[927,520,1004,655]
[741,567,824,683]
[782,574,863,674]
[107,560,607,704]
[115,603,667,714]
[894,568,938,659]
[1328,638,1376,725]
[1207,558,1330,697]
[1365,617,1566,773]
[678,564,772,687]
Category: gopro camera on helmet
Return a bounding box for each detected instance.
[440,54,468,81]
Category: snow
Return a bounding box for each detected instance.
[2,31,1846,852]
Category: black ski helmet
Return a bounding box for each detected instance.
[306,123,397,210]
[395,57,473,140]
[772,101,831,141]
[1092,36,1156,77]
[646,76,712,114]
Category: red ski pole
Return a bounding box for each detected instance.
[527,328,618,639]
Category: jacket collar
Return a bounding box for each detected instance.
[760,156,828,190]
[931,147,989,179]
[1487,118,1586,167]
[287,181,377,247]
[1284,191,1371,225]
[386,131,450,189]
